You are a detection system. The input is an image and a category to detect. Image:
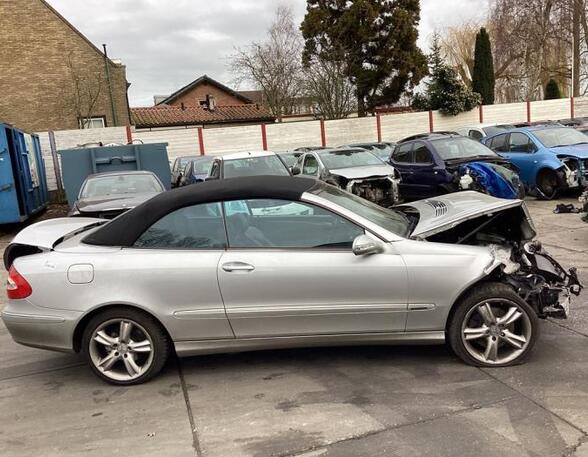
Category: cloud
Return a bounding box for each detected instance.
[46,0,486,106]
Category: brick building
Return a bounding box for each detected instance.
[0,0,130,132]
[132,75,275,129]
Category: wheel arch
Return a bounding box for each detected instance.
[72,303,174,353]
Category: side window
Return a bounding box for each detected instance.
[509,132,534,153]
[392,143,413,163]
[134,202,226,249]
[302,155,319,175]
[224,199,364,249]
[489,134,508,152]
[413,143,432,164]
[469,130,484,141]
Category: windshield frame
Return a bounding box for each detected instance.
[303,183,410,240]
[79,173,164,199]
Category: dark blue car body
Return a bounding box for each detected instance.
[180,156,214,186]
[483,125,588,198]
[390,134,521,200]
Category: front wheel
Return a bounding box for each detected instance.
[448,283,539,367]
[81,308,170,385]
[536,169,559,200]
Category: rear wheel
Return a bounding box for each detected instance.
[82,308,170,385]
[448,283,538,367]
[536,169,559,200]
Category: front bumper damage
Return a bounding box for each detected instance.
[558,157,588,189]
[345,176,401,207]
[491,242,582,319]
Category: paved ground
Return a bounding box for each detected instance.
[0,197,587,457]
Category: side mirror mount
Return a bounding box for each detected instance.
[352,234,384,256]
[291,166,301,176]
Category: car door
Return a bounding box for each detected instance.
[390,142,416,198]
[407,142,440,198]
[499,132,538,185]
[218,198,408,338]
[119,202,234,341]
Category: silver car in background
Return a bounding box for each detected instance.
[2,176,580,385]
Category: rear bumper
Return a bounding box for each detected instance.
[1,300,81,352]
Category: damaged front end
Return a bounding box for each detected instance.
[558,156,588,189]
[451,161,521,199]
[344,175,401,207]
[402,194,582,319]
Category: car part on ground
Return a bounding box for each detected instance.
[483,125,588,199]
[68,171,165,219]
[292,148,401,206]
[1,177,581,384]
[391,134,522,200]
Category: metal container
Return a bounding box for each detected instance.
[0,123,49,224]
[58,143,171,205]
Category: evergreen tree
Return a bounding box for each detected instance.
[544,79,562,99]
[301,0,427,116]
[412,34,481,116]
[472,27,495,105]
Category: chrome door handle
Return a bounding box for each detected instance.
[222,262,255,272]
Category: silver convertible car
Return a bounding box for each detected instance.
[2,176,581,385]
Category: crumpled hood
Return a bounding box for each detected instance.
[398,191,524,238]
[459,161,519,199]
[75,192,159,213]
[329,164,396,180]
[551,144,588,158]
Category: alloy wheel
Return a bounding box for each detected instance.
[461,298,532,365]
[89,318,155,382]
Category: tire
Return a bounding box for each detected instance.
[448,282,539,367]
[81,308,170,385]
[536,169,559,200]
[517,182,526,200]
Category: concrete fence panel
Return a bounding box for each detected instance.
[266,120,323,150]
[324,116,378,146]
[379,111,430,141]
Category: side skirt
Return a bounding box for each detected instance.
[174,331,445,357]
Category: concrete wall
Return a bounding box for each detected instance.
[38,97,587,191]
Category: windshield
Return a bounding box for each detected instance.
[482,125,513,136]
[433,137,497,160]
[191,158,213,174]
[532,127,588,148]
[278,153,301,167]
[319,149,383,169]
[309,184,411,237]
[81,174,164,198]
[223,155,290,178]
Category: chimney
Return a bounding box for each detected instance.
[181,102,186,111]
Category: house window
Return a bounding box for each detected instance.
[79,116,106,129]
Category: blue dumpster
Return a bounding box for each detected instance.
[0,123,49,224]
[58,143,171,205]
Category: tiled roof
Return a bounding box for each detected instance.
[156,75,253,105]
[131,104,275,128]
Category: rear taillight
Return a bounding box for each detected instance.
[6,265,32,299]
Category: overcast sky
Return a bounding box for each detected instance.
[46,0,489,106]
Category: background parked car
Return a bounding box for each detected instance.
[456,124,515,141]
[339,142,396,161]
[206,151,291,180]
[292,147,401,206]
[178,156,214,186]
[483,125,588,199]
[390,133,523,200]
[277,151,303,169]
[293,146,327,152]
[69,171,165,219]
[171,155,199,188]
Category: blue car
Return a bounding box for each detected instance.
[179,156,214,186]
[390,133,523,200]
[483,125,588,199]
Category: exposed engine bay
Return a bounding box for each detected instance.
[559,156,588,189]
[447,161,521,199]
[343,176,400,207]
[400,202,582,319]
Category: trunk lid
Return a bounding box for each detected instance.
[10,217,106,250]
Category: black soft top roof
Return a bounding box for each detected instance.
[83,175,320,246]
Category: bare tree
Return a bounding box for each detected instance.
[230,6,302,120]
[62,51,104,127]
[303,58,356,119]
[439,22,481,87]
